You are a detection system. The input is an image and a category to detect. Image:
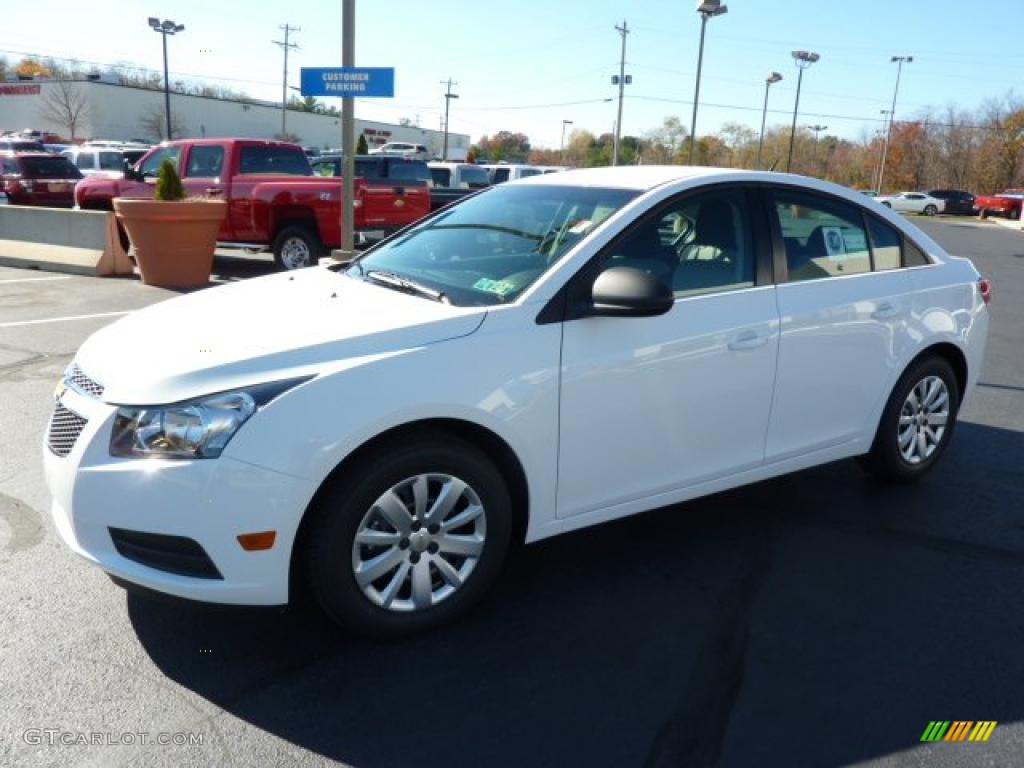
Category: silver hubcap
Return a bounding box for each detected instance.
[898,375,950,465]
[280,237,310,270]
[351,473,486,613]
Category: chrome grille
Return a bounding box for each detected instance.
[67,364,104,398]
[47,404,88,457]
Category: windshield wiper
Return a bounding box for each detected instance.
[364,270,449,303]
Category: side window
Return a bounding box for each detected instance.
[99,152,123,171]
[866,215,902,270]
[462,166,490,189]
[904,239,931,267]
[605,188,756,298]
[185,146,225,178]
[492,168,509,183]
[355,159,383,180]
[774,190,871,281]
[430,167,450,187]
[75,153,96,170]
[139,146,182,177]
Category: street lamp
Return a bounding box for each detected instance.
[560,119,573,163]
[148,17,185,141]
[877,55,912,194]
[757,71,782,168]
[688,0,728,165]
[786,49,819,172]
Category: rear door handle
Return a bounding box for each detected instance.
[728,330,769,351]
[871,302,900,320]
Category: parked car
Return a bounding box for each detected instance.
[75,138,431,269]
[873,191,945,215]
[483,163,544,184]
[0,138,46,153]
[974,189,1024,219]
[426,162,491,211]
[369,142,431,161]
[312,154,433,187]
[927,189,976,215]
[61,146,149,178]
[0,152,82,207]
[45,166,990,636]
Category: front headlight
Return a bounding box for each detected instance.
[109,378,310,459]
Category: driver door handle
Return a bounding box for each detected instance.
[728,330,769,351]
[204,187,224,196]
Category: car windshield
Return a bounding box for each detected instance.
[348,184,637,306]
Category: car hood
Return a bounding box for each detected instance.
[74,267,486,405]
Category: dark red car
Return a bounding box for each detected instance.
[1,152,83,207]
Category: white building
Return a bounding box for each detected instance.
[0,79,470,159]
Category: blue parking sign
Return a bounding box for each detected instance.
[300,67,395,98]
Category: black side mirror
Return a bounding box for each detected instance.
[123,160,142,181]
[588,266,674,318]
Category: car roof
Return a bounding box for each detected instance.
[511,165,756,191]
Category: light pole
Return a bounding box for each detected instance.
[688,1,728,165]
[148,17,185,140]
[441,78,458,161]
[560,119,573,163]
[786,49,819,172]
[272,24,300,139]
[877,55,912,194]
[757,71,782,168]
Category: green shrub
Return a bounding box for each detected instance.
[154,159,185,201]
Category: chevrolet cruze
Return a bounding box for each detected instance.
[44,167,990,636]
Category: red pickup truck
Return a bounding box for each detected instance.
[974,189,1024,220]
[75,138,431,269]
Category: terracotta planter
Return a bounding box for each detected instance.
[113,198,227,289]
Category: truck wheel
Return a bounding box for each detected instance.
[272,225,321,270]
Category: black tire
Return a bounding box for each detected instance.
[272,225,322,270]
[860,355,960,483]
[923,204,938,216]
[304,433,513,638]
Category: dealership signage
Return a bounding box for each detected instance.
[0,84,41,96]
[299,68,395,98]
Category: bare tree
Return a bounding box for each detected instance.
[38,77,90,140]
[139,105,185,142]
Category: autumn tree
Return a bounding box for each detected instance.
[472,131,531,162]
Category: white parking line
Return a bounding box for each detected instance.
[0,311,132,328]
[0,276,73,285]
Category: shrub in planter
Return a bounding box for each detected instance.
[113,160,227,289]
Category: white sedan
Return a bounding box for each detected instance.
[873,191,946,215]
[44,167,990,636]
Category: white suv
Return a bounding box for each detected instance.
[44,167,989,637]
[369,142,430,161]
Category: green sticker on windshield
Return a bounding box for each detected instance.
[473,278,516,296]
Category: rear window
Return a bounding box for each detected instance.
[355,159,383,180]
[238,146,312,175]
[430,167,451,187]
[388,160,431,184]
[19,156,83,179]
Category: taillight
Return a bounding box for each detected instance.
[978,278,992,306]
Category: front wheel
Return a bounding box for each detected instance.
[304,434,513,637]
[272,225,322,270]
[923,204,938,216]
[860,355,960,482]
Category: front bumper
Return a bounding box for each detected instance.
[43,385,319,605]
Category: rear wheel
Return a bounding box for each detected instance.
[304,434,513,637]
[923,204,938,216]
[860,355,960,482]
[272,225,322,270]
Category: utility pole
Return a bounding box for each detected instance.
[612,20,629,166]
[560,119,573,163]
[272,24,301,139]
[877,55,912,194]
[441,78,459,161]
[147,18,185,140]
[786,50,820,172]
[809,124,828,165]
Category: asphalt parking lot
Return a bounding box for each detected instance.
[0,216,1022,768]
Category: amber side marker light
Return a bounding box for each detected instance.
[237,531,277,551]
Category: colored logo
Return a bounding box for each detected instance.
[920,721,997,742]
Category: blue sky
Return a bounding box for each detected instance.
[3,0,1022,147]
